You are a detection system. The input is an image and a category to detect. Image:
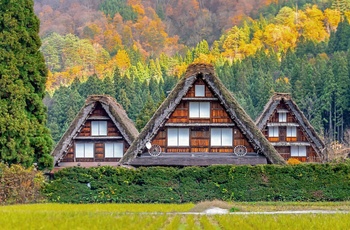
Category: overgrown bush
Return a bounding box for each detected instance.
[0,163,45,204]
[43,163,350,203]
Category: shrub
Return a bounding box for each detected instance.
[43,163,350,203]
[0,163,45,204]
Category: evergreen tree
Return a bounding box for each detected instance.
[47,86,84,143]
[328,19,350,53]
[135,95,156,131]
[0,0,53,168]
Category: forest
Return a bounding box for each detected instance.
[36,0,350,150]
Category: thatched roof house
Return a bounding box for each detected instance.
[51,95,139,169]
[256,93,326,162]
[120,63,285,166]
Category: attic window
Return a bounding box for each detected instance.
[76,143,94,158]
[168,128,189,146]
[286,127,297,137]
[189,102,210,118]
[105,142,123,158]
[268,127,279,137]
[211,128,233,146]
[291,146,306,156]
[91,121,107,136]
[195,85,205,97]
[279,112,287,122]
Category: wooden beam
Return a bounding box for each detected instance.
[181,98,218,101]
[74,136,123,140]
[271,142,311,146]
[267,123,299,127]
[165,123,235,127]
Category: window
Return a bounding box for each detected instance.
[287,127,297,137]
[189,102,210,118]
[91,121,107,136]
[168,128,189,146]
[76,143,94,158]
[195,85,205,97]
[105,142,123,158]
[211,128,233,146]
[268,127,279,137]
[291,146,306,156]
[279,112,287,122]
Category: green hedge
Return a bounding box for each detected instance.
[43,163,350,203]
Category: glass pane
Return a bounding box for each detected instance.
[99,121,107,135]
[85,143,94,158]
[91,121,99,136]
[211,128,221,146]
[178,128,189,146]
[221,128,233,146]
[76,143,85,158]
[287,127,296,137]
[189,102,199,118]
[200,102,210,118]
[195,85,205,97]
[290,146,298,156]
[168,128,178,146]
[268,127,278,137]
[279,113,286,122]
[114,143,124,157]
[299,146,306,156]
[105,143,114,158]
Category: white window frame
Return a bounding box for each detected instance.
[195,85,205,97]
[105,142,124,158]
[75,143,94,158]
[287,127,297,137]
[211,128,233,146]
[279,112,287,122]
[167,128,189,147]
[189,102,210,118]
[91,121,107,136]
[268,127,279,137]
[291,146,307,157]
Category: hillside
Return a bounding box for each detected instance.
[37,0,350,151]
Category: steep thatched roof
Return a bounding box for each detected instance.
[256,93,325,158]
[120,63,285,165]
[51,95,139,166]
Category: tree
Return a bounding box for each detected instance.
[0,0,53,168]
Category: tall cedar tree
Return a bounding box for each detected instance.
[0,0,53,169]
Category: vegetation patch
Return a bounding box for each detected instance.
[44,163,350,203]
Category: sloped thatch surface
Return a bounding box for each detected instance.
[121,63,285,165]
[255,93,325,159]
[51,95,138,166]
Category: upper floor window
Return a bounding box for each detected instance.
[287,127,297,137]
[291,146,306,156]
[168,128,189,146]
[76,143,94,158]
[211,128,233,146]
[189,102,210,118]
[195,85,205,97]
[268,127,279,137]
[105,142,123,158]
[91,121,107,136]
[279,112,287,122]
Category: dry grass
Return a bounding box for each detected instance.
[189,200,233,212]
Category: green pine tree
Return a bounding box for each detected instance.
[0,0,53,168]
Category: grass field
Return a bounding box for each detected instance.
[1,203,350,229]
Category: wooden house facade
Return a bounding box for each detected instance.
[256,93,326,162]
[120,63,285,166]
[51,95,139,169]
